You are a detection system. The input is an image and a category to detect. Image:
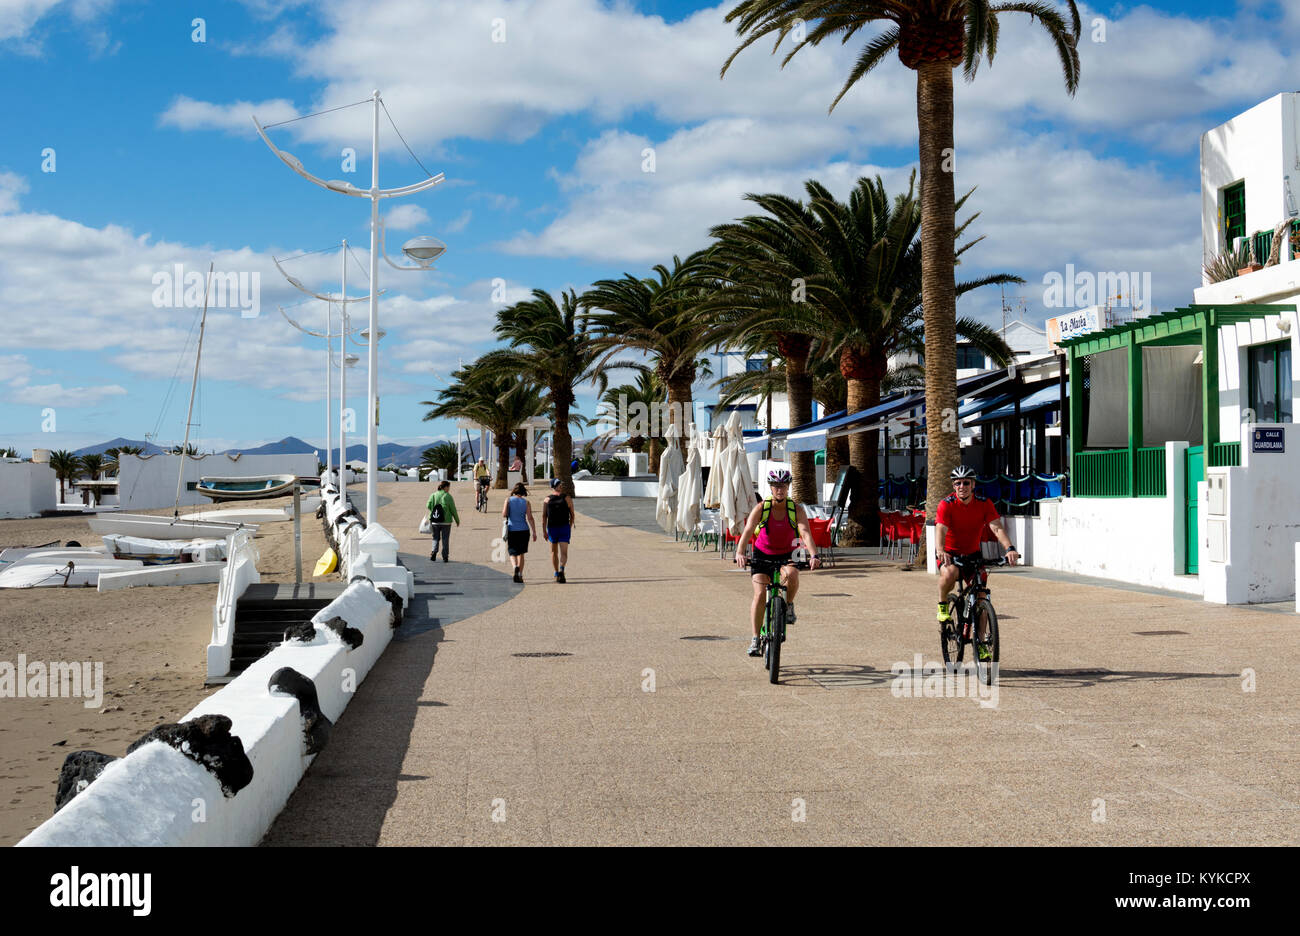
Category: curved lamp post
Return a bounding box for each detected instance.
[254,89,445,527]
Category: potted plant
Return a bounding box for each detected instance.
[1238,236,1263,275]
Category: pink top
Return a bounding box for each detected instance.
[754,500,798,554]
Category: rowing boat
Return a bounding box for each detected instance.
[196,474,298,501]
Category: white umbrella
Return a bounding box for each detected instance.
[655,422,684,533]
[676,424,703,534]
[704,423,727,507]
[720,410,757,535]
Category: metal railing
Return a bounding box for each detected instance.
[1072,449,1130,496]
[1209,441,1241,467]
[1134,446,1166,497]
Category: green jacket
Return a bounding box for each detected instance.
[425,489,460,525]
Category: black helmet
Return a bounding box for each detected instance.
[950,464,977,480]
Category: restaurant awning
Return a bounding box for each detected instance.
[966,383,1061,425]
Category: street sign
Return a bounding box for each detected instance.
[1252,428,1285,453]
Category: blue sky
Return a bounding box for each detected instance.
[1,0,1298,456]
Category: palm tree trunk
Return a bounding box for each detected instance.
[840,347,884,547]
[779,334,815,504]
[494,424,511,488]
[648,437,663,475]
[918,61,960,525]
[665,371,695,433]
[553,393,574,495]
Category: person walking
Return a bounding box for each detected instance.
[425,479,460,562]
[542,478,575,583]
[502,481,536,583]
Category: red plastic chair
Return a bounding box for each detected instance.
[879,511,897,555]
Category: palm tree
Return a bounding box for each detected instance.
[591,371,667,470]
[0,446,18,458]
[722,0,1081,519]
[475,288,616,497]
[421,363,552,488]
[717,174,1017,544]
[582,251,719,443]
[420,442,461,479]
[708,191,831,504]
[80,454,106,482]
[168,443,201,456]
[48,450,81,503]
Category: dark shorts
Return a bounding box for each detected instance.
[750,547,793,579]
[939,551,984,571]
[507,529,530,555]
[547,526,571,544]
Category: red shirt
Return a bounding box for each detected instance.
[936,493,999,555]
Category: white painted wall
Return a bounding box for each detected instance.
[116,453,317,510]
[1200,92,1295,267]
[997,441,1201,595]
[0,462,57,518]
[1200,422,1300,604]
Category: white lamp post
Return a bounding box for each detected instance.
[254,90,445,527]
[274,239,377,496]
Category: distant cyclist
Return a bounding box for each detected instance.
[474,458,491,506]
[936,465,1020,656]
[734,468,820,657]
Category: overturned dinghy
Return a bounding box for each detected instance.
[196,475,297,501]
[0,557,145,588]
[101,534,227,565]
[89,513,257,540]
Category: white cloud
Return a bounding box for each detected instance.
[0,0,64,41]
[158,96,300,134]
[444,210,471,234]
[8,382,127,407]
[0,171,28,213]
[385,203,430,231]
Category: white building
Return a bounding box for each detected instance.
[1004,93,1300,605]
[0,461,57,519]
[696,349,793,433]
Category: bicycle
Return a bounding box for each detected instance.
[940,555,1008,685]
[475,480,489,512]
[746,556,811,685]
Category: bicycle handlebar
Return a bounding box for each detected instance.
[743,557,813,571]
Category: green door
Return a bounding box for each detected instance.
[1184,445,1204,574]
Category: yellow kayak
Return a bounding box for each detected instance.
[313,548,338,576]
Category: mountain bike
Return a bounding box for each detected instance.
[747,556,811,685]
[475,480,489,512]
[940,555,1008,685]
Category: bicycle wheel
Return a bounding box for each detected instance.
[939,596,963,666]
[973,598,999,685]
[767,595,785,684]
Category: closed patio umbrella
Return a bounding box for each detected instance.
[704,423,727,508]
[676,425,703,534]
[655,421,684,533]
[720,410,757,535]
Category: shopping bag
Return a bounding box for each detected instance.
[419,513,432,534]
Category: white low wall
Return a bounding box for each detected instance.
[18,581,394,846]
[0,462,56,518]
[573,479,659,497]
[208,530,261,679]
[1201,423,1300,604]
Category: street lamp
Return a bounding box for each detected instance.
[274,239,378,492]
[254,89,445,527]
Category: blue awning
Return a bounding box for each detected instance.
[968,383,1061,424]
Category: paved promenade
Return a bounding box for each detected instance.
[265,482,1299,845]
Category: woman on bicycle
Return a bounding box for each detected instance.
[734,468,820,657]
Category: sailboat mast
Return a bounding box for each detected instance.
[174,262,214,519]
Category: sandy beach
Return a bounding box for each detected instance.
[0,497,330,845]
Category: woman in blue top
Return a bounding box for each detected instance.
[501,482,537,583]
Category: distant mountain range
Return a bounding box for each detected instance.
[72,436,435,466]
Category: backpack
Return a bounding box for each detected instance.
[757,497,797,532]
[543,493,569,527]
[429,497,446,524]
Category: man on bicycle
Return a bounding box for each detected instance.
[734,468,820,657]
[474,458,491,506]
[936,465,1019,657]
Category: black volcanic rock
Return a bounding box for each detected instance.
[54,751,117,812]
[127,714,253,797]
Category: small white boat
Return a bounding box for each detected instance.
[180,508,291,524]
[88,513,257,540]
[196,475,297,501]
[101,534,228,565]
[0,557,144,589]
[0,545,106,565]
